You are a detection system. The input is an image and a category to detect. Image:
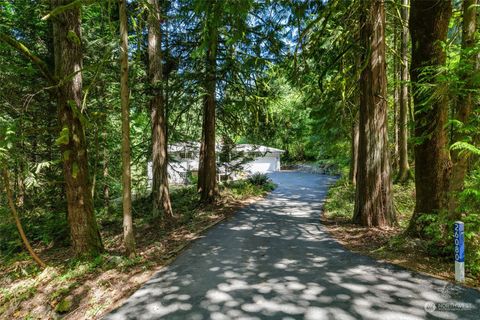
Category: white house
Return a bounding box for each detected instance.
[147,143,284,185]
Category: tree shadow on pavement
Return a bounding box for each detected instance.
[104,172,480,320]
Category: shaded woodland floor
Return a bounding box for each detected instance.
[322,180,480,289]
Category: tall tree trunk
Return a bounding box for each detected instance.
[16,117,25,207]
[197,115,206,192]
[103,126,110,213]
[198,13,218,204]
[353,0,396,227]
[349,115,359,185]
[52,0,103,256]
[148,0,174,221]
[397,0,411,182]
[350,54,362,186]
[197,75,208,195]
[449,0,478,216]
[119,0,136,256]
[164,17,170,148]
[393,22,399,171]
[91,126,99,199]
[16,155,26,208]
[407,0,452,236]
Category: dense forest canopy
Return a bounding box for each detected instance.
[1,0,480,316]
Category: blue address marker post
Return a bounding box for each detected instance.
[454,221,465,282]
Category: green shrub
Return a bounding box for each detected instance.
[463,213,480,276]
[0,207,69,258]
[418,213,453,256]
[187,172,199,186]
[457,169,480,276]
[262,181,276,192]
[419,211,480,277]
[225,178,276,199]
[248,173,271,186]
[323,179,355,219]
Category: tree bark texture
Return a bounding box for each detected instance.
[397,0,411,182]
[103,127,110,212]
[119,0,136,256]
[52,0,103,256]
[349,116,359,185]
[393,22,399,171]
[148,0,174,220]
[353,0,396,227]
[198,7,219,204]
[407,0,452,235]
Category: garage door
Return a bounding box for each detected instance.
[244,156,278,173]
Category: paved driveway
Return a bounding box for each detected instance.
[104,171,479,320]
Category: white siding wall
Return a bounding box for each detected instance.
[243,154,280,173]
[147,150,282,187]
[147,159,199,186]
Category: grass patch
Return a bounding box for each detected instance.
[323,178,415,222]
[323,179,355,220]
[392,182,416,228]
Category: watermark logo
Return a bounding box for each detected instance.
[424,302,436,313]
[424,301,474,313]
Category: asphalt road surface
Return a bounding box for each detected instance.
[104,171,480,320]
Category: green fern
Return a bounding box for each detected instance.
[450,141,480,156]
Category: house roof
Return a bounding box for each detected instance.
[168,142,200,153]
[234,144,285,154]
[168,142,284,154]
